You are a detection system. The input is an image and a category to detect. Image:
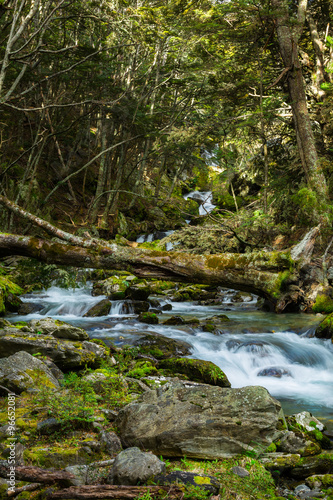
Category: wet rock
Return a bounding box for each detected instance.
[116,382,282,458]
[125,285,150,301]
[107,447,165,485]
[257,367,292,378]
[83,299,111,317]
[231,291,254,302]
[30,317,89,340]
[315,313,333,339]
[162,316,185,325]
[137,312,159,324]
[159,358,230,387]
[0,351,60,395]
[4,293,22,313]
[134,333,192,359]
[130,301,150,314]
[154,470,220,494]
[17,302,44,315]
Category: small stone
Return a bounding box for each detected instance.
[231,466,250,478]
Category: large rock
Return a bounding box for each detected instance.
[116,382,282,458]
[83,299,111,317]
[0,330,107,371]
[30,317,89,340]
[107,447,165,485]
[0,351,60,394]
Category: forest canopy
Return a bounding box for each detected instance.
[0,0,333,243]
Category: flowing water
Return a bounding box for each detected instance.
[8,284,333,431]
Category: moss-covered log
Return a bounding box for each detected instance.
[0,196,322,312]
[0,232,298,310]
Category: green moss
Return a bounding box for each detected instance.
[138,312,159,324]
[313,295,333,314]
[159,358,231,387]
[265,442,277,453]
[194,476,212,485]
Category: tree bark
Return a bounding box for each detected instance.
[271,0,328,200]
[0,462,75,486]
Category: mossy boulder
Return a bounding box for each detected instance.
[260,452,333,479]
[0,275,23,316]
[315,313,333,340]
[172,285,215,302]
[0,331,107,371]
[92,276,134,299]
[116,383,283,459]
[0,351,60,394]
[138,312,159,324]
[125,285,150,301]
[83,299,112,317]
[134,333,192,359]
[29,317,89,340]
[306,474,333,489]
[312,287,333,314]
[23,445,101,469]
[159,358,231,388]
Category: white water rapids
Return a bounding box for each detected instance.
[10,285,333,429]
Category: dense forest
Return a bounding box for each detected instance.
[1,2,333,500]
[0,0,332,238]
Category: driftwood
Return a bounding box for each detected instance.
[0,462,75,486]
[47,485,184,499]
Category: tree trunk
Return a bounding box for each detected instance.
[0,196,322,312]
[47,485,183,499]
[271,0,328,200]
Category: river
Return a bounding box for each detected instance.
[7,283,333,431]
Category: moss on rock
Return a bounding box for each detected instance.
[159,358,231,387]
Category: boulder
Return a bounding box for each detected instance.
[125,285,150,301]
[138,312,158,324]
[107,447,165,485]
[261,452,333,479]
[116,382,282,458]
[0,331,107,371]
[29,317,89,340]
[276,431,321,456]
[315,313,333,339]
[159,358,231,387]
[0,351,60,394]
[133,333,192,359]
[83,299,111,317]
[17,302,44,315]
[99,431,122,456]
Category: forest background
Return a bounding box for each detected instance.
[0,0,333,248]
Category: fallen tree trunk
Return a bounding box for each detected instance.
[0,232,295,307]
[0,462,75,486]
[47,485,183,499]
[0,196,323,312]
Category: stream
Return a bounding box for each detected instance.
[7,284,333,431]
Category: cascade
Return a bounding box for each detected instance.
[8,284,333,430]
